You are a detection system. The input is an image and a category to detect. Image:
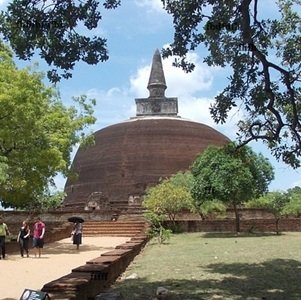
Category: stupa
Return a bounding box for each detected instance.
[63,50,229,211]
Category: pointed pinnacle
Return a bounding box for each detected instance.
[147,49,167,98]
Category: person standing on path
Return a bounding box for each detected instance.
[71,222,83,250]
[0,216,10,259]
[17,221,30,257]
[32,217,45,258]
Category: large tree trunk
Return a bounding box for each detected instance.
[233,204,240,233]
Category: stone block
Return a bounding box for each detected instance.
[87,255,121,265]
[95,291,124,300]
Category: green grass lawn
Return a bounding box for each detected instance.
[111,232,301,299]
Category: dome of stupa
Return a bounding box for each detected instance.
[63,50,229,210]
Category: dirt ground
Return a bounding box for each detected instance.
[0,236,130,300]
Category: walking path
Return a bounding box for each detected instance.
[0,236,130,300]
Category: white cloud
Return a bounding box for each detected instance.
[165,53,215,97]
[129,51,240,139]
[130,52,216,99]
[134,0,166,13]
[129,65,150,98]
[84,88,132,130]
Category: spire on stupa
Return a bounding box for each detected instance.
[135,49,178,117]
[147,49,167,98]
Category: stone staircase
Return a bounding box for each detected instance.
[83,220,148,237]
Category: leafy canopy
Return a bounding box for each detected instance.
[247,187,301,218]
[143,176,195,222]
[247,192,289,218]
[169,171,226,219]
[161,0,301,168]
[0,0,121,82]
[1,0,300,166]
[191,142,274,207]
[247,191,290,234]
[191,142,274,232]
[0,43,96,208]
[281,186,301,216]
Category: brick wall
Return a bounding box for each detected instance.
[41,235,148,300]
[164,218,301,233]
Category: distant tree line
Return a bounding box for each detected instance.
[143,142,301,240]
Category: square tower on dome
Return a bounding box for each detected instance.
[135,49,178,117]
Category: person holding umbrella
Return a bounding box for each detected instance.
[69,217,84,250]
[71,221,83,250]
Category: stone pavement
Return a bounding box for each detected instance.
[0,236,130,300]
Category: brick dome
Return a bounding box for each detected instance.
[63,50,230,210]
[63,117,229,209]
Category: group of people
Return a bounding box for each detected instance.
[0,216,45,259]
[0,216,82,259]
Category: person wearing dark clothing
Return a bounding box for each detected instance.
[17,221,30,257]
[71,222,83,250]
[0,217,10,259]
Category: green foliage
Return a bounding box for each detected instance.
[191,142,274,232]
[161,0,301,167]
[27,191,66,212]
[143,178,195,222]
[1,1,300,167]
[247,192,288,218]
[169,171,226,219]
[1,1,300,166]
[144,211,172,244]
[0,43,96,208]
[143,172,195,239]
[168,171,194,190]
[197,199,226,220]
[192,142,274,205]
[0,0,121,82]
[247,187,301,218]
[282,186,301,217]
[247,191,289,234]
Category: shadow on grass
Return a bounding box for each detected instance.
[202,232,278,238]
[114,258,301,300]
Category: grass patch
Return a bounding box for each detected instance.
[112,232,301,299]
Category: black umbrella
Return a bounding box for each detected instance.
[68,216,85,223]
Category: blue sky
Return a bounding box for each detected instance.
[1,0,300,192]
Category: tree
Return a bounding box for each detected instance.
[143,179,195,225]
[0,0,121,82]
[143,211,172,244]
[161,0,301,168]
[282,186,301,217]
[26,191,66,212]
[247,191,289,235]
[143,174,195,239]
[0,43,96,208]
[196,199,226,221]
[168,171,226,219]
[191,142,274,232]
[168,170,194,190]
[1,1,300,166]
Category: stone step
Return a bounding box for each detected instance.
[83,225,146,230]
[82,221,148,237]
[83,231,145,236]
